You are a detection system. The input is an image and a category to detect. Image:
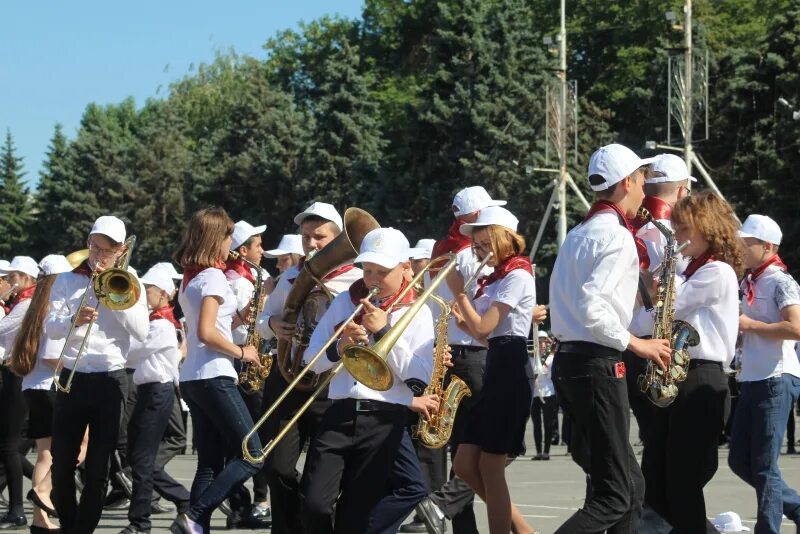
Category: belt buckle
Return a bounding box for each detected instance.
[355,400,369,412]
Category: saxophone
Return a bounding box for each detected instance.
[413,291,472,448]
[636,207,699,408]
[230,251,273,394]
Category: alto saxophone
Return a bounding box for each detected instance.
[636,207,700,408]
[230,251,273,394]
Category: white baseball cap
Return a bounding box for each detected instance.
[39,255,73,276]
[587,144,655,191]
[452,186,507,217]
[151,262,183,281]
[537,330,549,339]
[409,238,436,260]
[738,214,782,245]
[90,216,126,244]
[293,202,343,232]
[0,260,9,274]
[459,206,519,236]
[354,228,410,269]
[712,511,749,532]
[141,266,176,295]
[263,234,305,258]
[231,220,267,251]
[0,256,41,279]
[647,154,698,184]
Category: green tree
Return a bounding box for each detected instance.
[0,130,33,257]
[31,123,74,254]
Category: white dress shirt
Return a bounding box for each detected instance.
[46,271,149,372]
[426,247,492,347]
[0,299,31,362]
[473,269,536,339]
[303,290,435,407]
[23,335,63,391]
[674,261,739,366]
[127,317,182,385]
[551,212,639,351]
[533,354,555,398]
[739,266,800,381]
[228,275,255,345]
[178,268,239,382]
[256,264,362,339]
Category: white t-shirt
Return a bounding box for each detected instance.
[127,318,182,385]
[739,266,800,381]
[674,260,739,366]
[228,275,255,345]
[22,335,63,391]
[178,268,238,382]
[533,354,555,398]
[474,269,536,339]
[0,299,31,362]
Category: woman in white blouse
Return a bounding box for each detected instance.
[171,207,263,534]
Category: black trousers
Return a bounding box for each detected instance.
[154,387,188,477]
[127,381,190,532]
[51,369,128,534]
[642,360,729,533]
[530,395,558,454]
[622,349,655,443]
[239,386,269,504]
[429,344,486,534]
[0,366,26,517]
[299,399,407,534]
[259,369,330,534]
[552,344,645,533]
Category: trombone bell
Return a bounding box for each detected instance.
[341,345,394,391]
[95,269,140,310]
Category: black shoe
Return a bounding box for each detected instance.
[416,498,445,534]
[169,514,195,534]
[225,511,242,530]
[119,526,146,534]
[542,452,551,460]
[0,513,26,530]
[115,470,134,499]
[551,434,560,445]
[27,490,57,518]
[241,504,271,528]
[105,497,131,511]
[150,501,176,515]
[789,447,798,455]
[531,453,543,461]
[218,499,232,518]
[399,519,428,533]
[28,527,60,534]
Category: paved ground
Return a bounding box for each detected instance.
[13,416,800,533]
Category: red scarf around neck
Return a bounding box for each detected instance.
[288,262,356,285]
[584,200,651,270]
[683,251,717,280]
[181,261,225,291]
[8,285,36,312]
[429,220,473,275]
[149,305,181,329]
[474,255,533,299]
[744,254,788,305]
[73,260,93,277]
[349,277,417,325]
[225,257,256,284]
[632,196,673,231]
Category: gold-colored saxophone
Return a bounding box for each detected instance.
[230,251,272,393]
[636,207,699,408]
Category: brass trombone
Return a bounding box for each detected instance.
[241,252,460,464]
[53,236,142,393]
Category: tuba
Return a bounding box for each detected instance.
[636,207,700,407]
[53,236,142,393]
[276,208,379,390]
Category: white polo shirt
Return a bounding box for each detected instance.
[127,317,182,385]
[473,269,536,339]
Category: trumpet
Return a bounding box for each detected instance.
[53,237,141,393]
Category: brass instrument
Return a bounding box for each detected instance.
[636,207,699,407]
[0,284,20,306]
[242,287,380,464]
[276,208,379,391]
[413,253,493,448]
[53,236,141,393]
[65,249,90,269]
[229,251,272,393]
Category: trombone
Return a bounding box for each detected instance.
[53,236,141,393]
[241,252,460,464]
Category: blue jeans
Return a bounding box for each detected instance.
[729,374,800,533]
[180,377,264,530]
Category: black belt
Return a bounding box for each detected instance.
[688,359,722,370]
[450,345,486,357]
[555,341,622,360]
[334,398,406,413]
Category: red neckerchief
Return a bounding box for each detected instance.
[73,260,93,277]
[8,285,36,312]
[225,257,256,284]
[181,262,225,292]
[744,254,788,305]
[349,278,417,325]
[683,251,717,280]
[288,261,355,285]
[149,305,181,329]
[474,256,532,299]
[632,196,672,231]
[429,220,473,275]
[584,200,651,270]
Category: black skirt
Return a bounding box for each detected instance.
[24,388,55,440]
[462,336,532,456]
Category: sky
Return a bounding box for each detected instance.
[0,0,364,188]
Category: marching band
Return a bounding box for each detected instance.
[0,142,797,534]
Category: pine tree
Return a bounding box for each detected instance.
[0,129,33,257]
[31,123,73,253]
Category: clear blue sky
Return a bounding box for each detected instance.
[0,0,364,188]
